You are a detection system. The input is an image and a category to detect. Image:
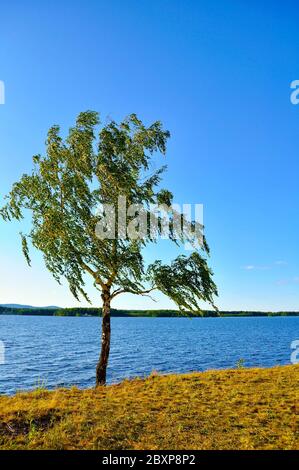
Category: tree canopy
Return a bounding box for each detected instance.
[0,111,217,314]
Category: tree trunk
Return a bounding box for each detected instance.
[96,286,111,386]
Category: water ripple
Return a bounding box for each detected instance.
[0,316,298,394]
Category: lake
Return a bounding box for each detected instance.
[0,315,298,394]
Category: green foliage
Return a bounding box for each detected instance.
[0,111,217,313]
[236,359,245,369]
[148,252,218,314]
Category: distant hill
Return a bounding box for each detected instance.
[0,304,60,309]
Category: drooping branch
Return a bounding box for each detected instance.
[147,252,218,315]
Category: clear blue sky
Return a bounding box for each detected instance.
[0,0,299,311]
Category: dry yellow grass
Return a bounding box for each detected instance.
[0,365,298,450]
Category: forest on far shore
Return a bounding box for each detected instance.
[0,306,298,317]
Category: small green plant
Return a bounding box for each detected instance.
[34,378,47,392]
[236,359,245,369]
[28,420,37,440]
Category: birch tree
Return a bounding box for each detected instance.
[0,111,218,385]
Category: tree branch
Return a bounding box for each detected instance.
[79,260,105,288]
[111,286,157,300]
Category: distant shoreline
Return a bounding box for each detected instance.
[0,306,298,317]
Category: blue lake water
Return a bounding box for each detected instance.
[0,315,298,394]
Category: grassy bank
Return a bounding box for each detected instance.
[0,365,297,450]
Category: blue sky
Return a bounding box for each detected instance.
[0,0,299,310]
